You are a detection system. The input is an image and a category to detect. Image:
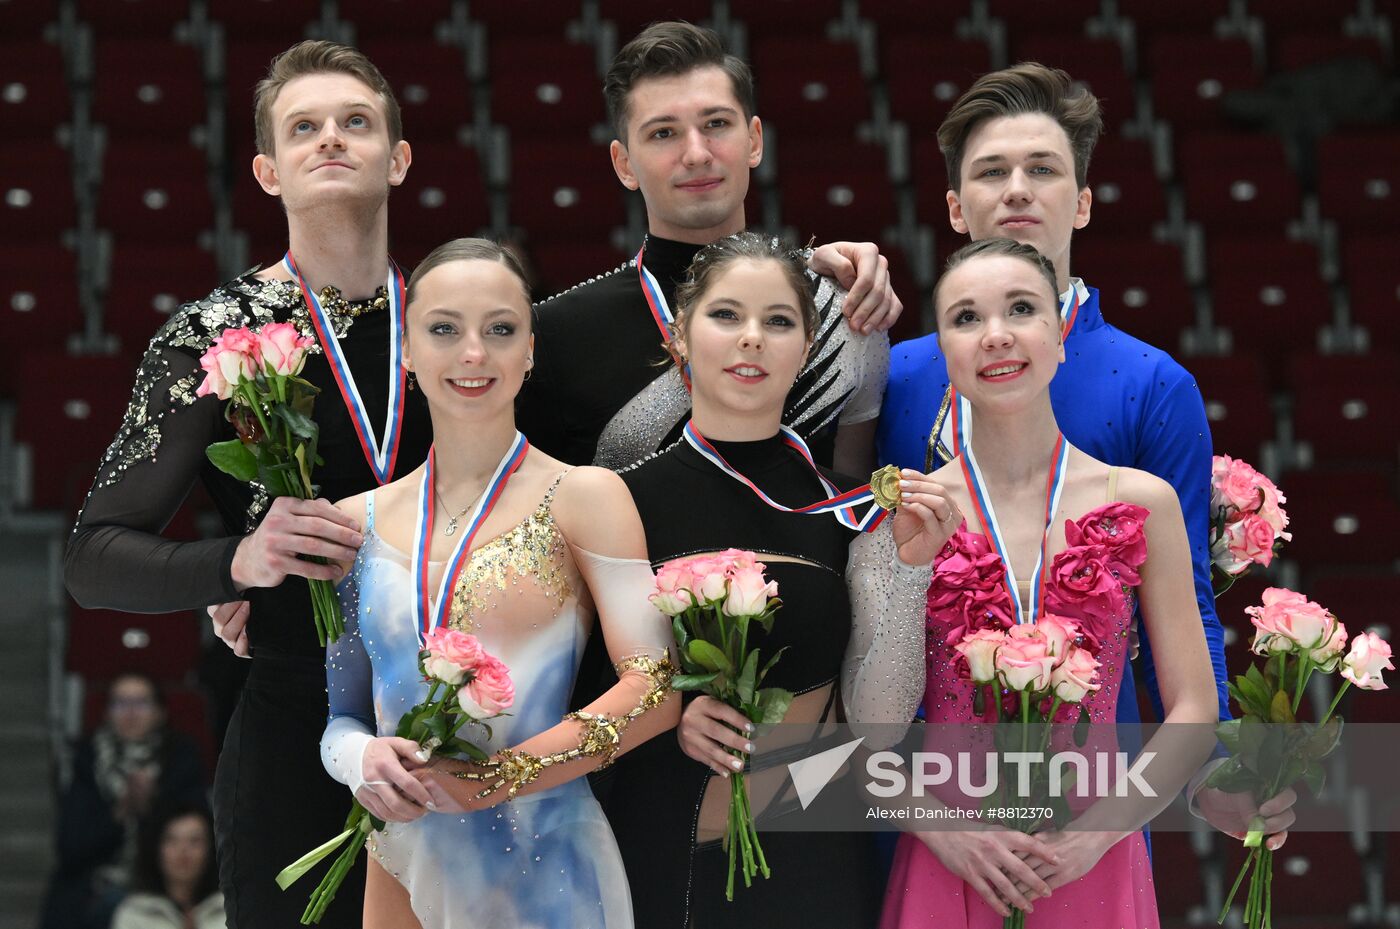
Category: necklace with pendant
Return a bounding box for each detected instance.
[436,485,486,537]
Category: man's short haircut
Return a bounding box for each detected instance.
[603,21,755,144]
[937,62,1103,192]
[253,40,403,156]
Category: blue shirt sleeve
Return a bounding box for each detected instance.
[1129,364,1232,725]
[326,564,376,733]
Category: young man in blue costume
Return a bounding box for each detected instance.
[877,62,1294,841]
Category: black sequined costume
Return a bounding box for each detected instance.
[65,269,432,929]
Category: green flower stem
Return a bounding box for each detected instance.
[1319,680,1351,728]
[1217,846,1257,924]
[1291,654,1312,716]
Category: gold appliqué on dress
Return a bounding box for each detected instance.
[447,474,573,631]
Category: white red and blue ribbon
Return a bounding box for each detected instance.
[412,432,530,642]
[283,252,406,485]
[635,244,691,390]
[939,283,1082,465]
[953,400,1069,626]
[683,421,887,532]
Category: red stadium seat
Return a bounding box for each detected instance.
[0,42,70,139]
[1250,834,1367,916]
[1149,36,1259,130]
[989,0,1102,36]
[1178,133,1300,232]
[1013,35,1136,129]
[1183,355,1276,462]
[1272,33,1388,72]
[1317,133,1400,233]
[1082,162,1168,235]
[0,0,61,39]
[1289,352,1400,466]
[859,0,971,37]
[1246,0,1354,33]
[489,38,603,137]
[222,39,292,121]
[98,146,214,245]
[508,140,625,237]
[1145,832,1206,920]
[1118,0,1229,42]
[884,37,992,137]
[469,0,582,36]
[78,0,189,37]
[1341,236,1400,350]
[1279,469,1400,571]
[599,0,715,40]
[0,256,83,397]
[728,0,842,39]
[1216,574,1272,658]
[15,353,140,512]
[910,136,955,227]
[752,39,869,139]
[779,143,897,244]
[1210,265,1332,366]
[388,143,490,263]
[358,41,472,138]
[67,608,203,682]
[1206,237,1319,279]
[338,0,454,38]
[103,244,220,354]
[92,40,207,141]
[207,0,320,41]
[1308,573,1400,645]
[0,148,77,245]
[1075,238,1193,352]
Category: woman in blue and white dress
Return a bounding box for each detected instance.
[321,239,679,929]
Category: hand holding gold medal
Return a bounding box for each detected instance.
[879,466,964,566]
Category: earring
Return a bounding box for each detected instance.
[406,371,417,391]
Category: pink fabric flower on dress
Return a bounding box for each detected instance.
[1041,544,1125,652]
[1064,502,1149,584]
[927,529,1015,645]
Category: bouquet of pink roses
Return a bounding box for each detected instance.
[1209,588,1392,929]
[953,618,1103,929]
[276,629,514,924]
[651,549,789,902]
[1209,455,1291,595]
[195,323,347,644]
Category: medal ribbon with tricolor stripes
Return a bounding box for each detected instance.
[683,422,887,532]
[412,432,530,642]
[938,284,1081,468]
[635,244,692,390]
[283,252,407,485]
[952,399,1070,626]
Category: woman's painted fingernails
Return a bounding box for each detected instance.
[744,742,754,753]
[731,758,743,770]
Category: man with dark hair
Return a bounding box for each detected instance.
[519,21,901,473]
[65,40,432,927]
[877,62,1295,848]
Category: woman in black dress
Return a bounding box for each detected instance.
[607,233,955,928]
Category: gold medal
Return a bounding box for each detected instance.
[870,464,902,511]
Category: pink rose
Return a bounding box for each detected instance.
[1050,645,1102,703]
[995,625,1056,692]
[420,629,486,685]
[1065,503,1149,582]
[715,548,762,574]
[195,327,259,400]
[1245,588,1336,653]
[650,561,695,616]
[256,321,313,377]
[1212,455,1267,513]
[1223,513,1280,569]
[458,654,515,717]
[1340,631,1393,691]
[928,530,1015,641]
[953,627,1006,683]
[1309,620,1348,672]
[1035,613,1081,665]
[723,565,778,617]
[1042,545,1125,648]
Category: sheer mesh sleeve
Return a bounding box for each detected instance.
[444,549,679,804]
[842,521,931,747]
[64,343,245,612]
[321,568,375,794]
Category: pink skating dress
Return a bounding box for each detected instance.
[882,488,1160,929]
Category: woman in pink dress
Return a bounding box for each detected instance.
[880,239,1219,929]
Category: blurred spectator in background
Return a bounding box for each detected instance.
[112,801,224,929]
[41,673,205,929]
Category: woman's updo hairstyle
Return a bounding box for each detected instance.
[667,232,818,363]
[404,238,533,324]
[932,238,1060,330]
